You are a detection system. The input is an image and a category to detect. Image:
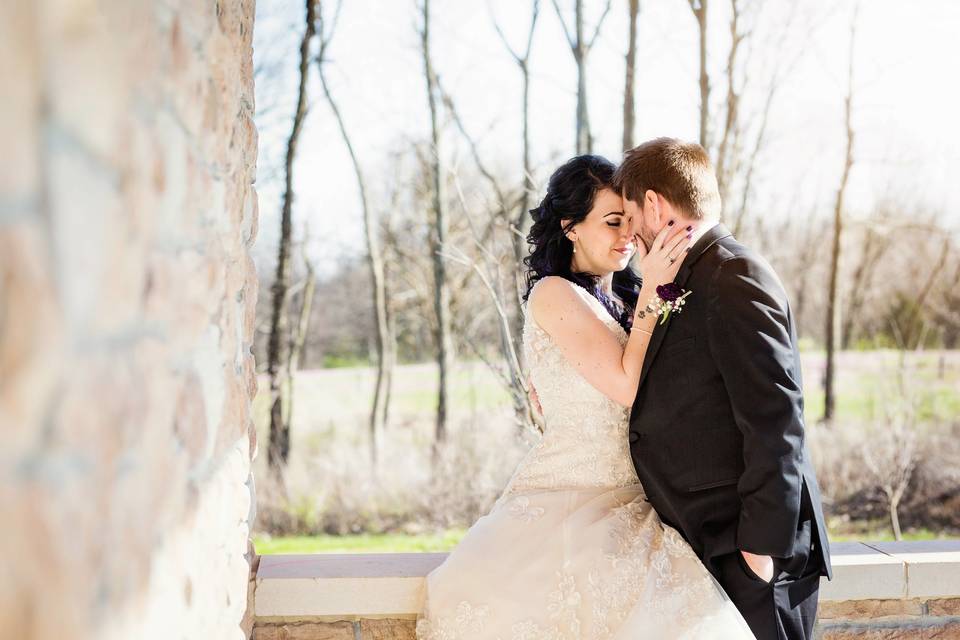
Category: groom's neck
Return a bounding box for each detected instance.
[683,219,720,247]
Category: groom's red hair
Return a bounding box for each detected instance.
[613,137,721,220]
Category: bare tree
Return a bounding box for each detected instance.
[842,224,891,348]
[442,182,539,436]
[930,253,960,348]
[314,0,392,465]
[266,0,317,480]
[823,5,858,423]
[714,0,747,205]
[491,0,541,358]
[863,344,921,540]
[438,82,538,435]
[897,235,951,349]
[688,0,709,148]
[282,236,318,453]
[551,0,612,154]
[724,1,820,237]
[622,0,640,152]
[791,215,821,337]
[419,0,455,460]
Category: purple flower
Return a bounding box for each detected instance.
[656,283,684,301]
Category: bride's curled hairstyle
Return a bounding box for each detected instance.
[523,155,643,332]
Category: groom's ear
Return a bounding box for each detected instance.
[643,190,661,224]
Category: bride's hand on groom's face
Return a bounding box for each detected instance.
[637,222,692,288]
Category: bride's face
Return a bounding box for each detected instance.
[564,188,637,275]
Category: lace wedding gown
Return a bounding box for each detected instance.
[416,283,755,640]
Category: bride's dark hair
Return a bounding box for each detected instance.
[523,155,643,332]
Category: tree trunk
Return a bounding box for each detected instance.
[689,0,709,148]
[889,492,902,541]
[511,56,534,346]
[316,33,391,466]
[715,0,743,204]
[266,0,316,480]
[622,0,639,152]
[282,253,316,454]
[574,1,590,153]
[823,11,857,423]
[552,0,610,155]
[901,237,950,349]
[420,0,454,461]
[383,297,397,426]
[842,227,889,348]
[495,1,540,353]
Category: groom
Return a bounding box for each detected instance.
[615,138,831,640]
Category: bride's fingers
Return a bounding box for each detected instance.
[662,225,692,256]
[632,234,649,260]
[666,234,693,261]
[650,223,676,253]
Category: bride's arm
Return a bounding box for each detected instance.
[531,226,690,407]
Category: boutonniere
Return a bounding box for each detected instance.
[647,283,692,325]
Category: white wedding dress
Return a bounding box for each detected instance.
[416,282,755,639]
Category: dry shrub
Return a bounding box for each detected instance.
[809,419,960,536]
[253,416,531,536]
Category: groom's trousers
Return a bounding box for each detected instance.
[715,540,823,640]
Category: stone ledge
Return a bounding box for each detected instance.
[255,553,446,619]
[255,542,960,620]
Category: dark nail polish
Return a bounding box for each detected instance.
[686,225,693,231]
[668,220,675,226]
[686,233,692,239]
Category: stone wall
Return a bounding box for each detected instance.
[253,547,960,640]
[250,600,960,640]
[0,2,259,639]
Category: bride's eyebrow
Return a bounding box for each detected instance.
[603,211,625,217]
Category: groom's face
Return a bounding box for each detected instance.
[621,195,660,251]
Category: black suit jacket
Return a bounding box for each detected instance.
[629,224,832,580]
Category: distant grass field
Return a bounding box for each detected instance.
[254,529,467,554]
[253,351,959,437]
[798,350,960,422]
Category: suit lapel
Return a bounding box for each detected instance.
[636,223,733,390]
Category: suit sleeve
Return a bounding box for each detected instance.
[705,255,804,558]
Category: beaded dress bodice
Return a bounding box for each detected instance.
[504,282,641,495]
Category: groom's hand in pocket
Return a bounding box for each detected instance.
[740,550,775,583]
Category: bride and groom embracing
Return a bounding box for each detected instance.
[416,137,832,640]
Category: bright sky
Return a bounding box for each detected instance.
[252,0,960,275]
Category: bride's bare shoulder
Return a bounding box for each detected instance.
[529,277,594,329]
[529,276,580,305]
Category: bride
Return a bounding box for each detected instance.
[416,155,755,639]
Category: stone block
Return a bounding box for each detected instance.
[819,599,924,620]
[819,620,960,639]
[253,621,355,640]
[360,619,417,640]
[928,598,960,616]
